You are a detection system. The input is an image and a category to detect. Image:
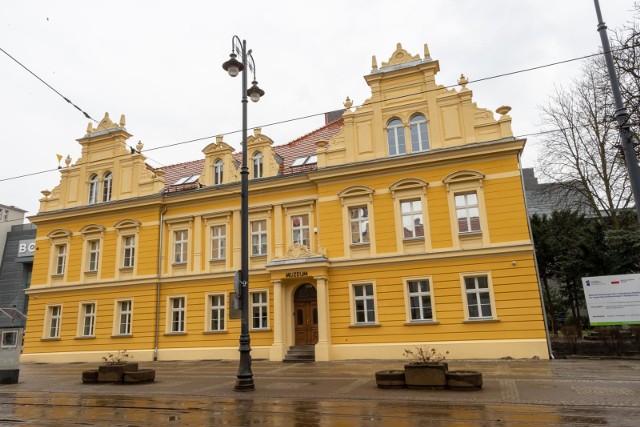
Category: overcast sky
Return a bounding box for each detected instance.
[1,0,636,220]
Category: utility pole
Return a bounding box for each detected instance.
[593,0,640,223]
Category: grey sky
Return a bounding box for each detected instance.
[1,0,636,219]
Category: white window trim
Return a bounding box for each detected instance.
[1,330,18,348]
[409,114,429,153]
[77,301,97,338]
[113,299,133,336]
[338,187,376,257]
[166,295,187,334]
[214,158,224,185]
[460,272,498,322]
[115,220,141,277]
[250,219,268,257]
[54,244,67,276]
[210,224,227,261]
[349,281,379,326]
[403,276,437,324]
[386,118,406,156]
[443,171,490,249]
[249,289,269,331]
[166,217,194,274]
[205,292,227,332]
[44,304,62,339]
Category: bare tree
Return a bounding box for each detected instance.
[537,9,639,229]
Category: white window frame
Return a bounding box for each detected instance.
[87,239,100,272]
[461,274,497,321]
[252,151,263,179]
[114,299,133,336]
[1,331,18,348]
[79,302,96,337]
[88,174,99,204]
[123,235,136,268]
[168,296,186,333]
[401,199,424,239]
[46,305,62,339]
[455,192,481,234]
[250,219,267,256]
[250,290,269,330]
[102,171,113,202]
[206,293,226,332]
[405,278,435,322]
[350,282,377,325]
[210,225,226,260]
[386,118,406,156]
[409,114,429,152]
[214,159,224,185]
[55,244,67,275]
[349,206,369,244]
[291,214,309,246]
[174,229,188,264]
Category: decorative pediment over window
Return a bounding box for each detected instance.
[114,219,141,230]
[79,224,106,234]
[389,178,429,193]
[47,229,73,239]
[338,186,374,199]
[442,170,485,191]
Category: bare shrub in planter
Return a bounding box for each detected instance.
[403,346,449,390]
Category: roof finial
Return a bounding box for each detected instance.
[343,96,353,109]
[119,114,126,127]
[371,55,378,70]
[424,43,430,59]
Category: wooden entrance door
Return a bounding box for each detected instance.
[293,283,318,345]
[294,301,318,345]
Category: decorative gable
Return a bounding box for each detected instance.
[201,135,239,186]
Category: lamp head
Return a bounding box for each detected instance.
[247,80,265,102]
[222,53,244,77]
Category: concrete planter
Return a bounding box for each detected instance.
[375,370,406,389]
[124,369,156,384]
[97,363,139,383]
[404,362,447,390]
[445,370,483,390]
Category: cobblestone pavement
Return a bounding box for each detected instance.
[0,358,639,425]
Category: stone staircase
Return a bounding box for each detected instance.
[283,345,315,363]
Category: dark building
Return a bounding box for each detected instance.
[0,223,35,330]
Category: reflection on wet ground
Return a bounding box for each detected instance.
[0,358,639,425]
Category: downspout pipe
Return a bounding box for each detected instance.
[153,203,167,361]
[519,154,554,359]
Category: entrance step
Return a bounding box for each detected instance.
[283,345,315,363]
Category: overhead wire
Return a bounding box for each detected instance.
[0,44,637,184]
[0,46,97,122]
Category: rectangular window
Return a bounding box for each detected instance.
[117,300,132,335]
[291,214,309,246]
[455,192,481,233]
[210,225,226,260]
[209,294,226,331]
[48,305,62,338]
[55,244,66,275]
[80,303,96,336]
[2,209,8,221]
[1,331,18,348]
[401,200,424,239]
[123,236,135,268]
[170,297,185,332]
[349,206,369,244]
[251,291,268,329]
[251,220,267,256]
[88,240,100,272]
[464,276,493,319]
[407,279,433,321]
[174,230,188,264]
[353,283,376,324]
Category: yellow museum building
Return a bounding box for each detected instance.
[21,43,550,363]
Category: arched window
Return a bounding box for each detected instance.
[102,172,113,202]
[410,114,429,152]
[253,151,263,179]
[88,174,99,204]
[386,119,406,156]
[214,159,223,185]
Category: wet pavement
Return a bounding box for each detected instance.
[0,358,639,425]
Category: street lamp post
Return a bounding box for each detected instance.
[222,36,265,392]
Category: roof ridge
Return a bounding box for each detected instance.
[277,118,344,148]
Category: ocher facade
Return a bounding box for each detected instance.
[22,43,550,363]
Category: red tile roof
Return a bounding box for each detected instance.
[159,118,343,193]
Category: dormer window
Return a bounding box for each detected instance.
[409,114,429,152]
[88,174,99,204]
[102,172,113,202]
[253,152,263,179]
[214,159,223,185]
[386,119,406,156]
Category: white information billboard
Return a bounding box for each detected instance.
[582,274,640,326]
